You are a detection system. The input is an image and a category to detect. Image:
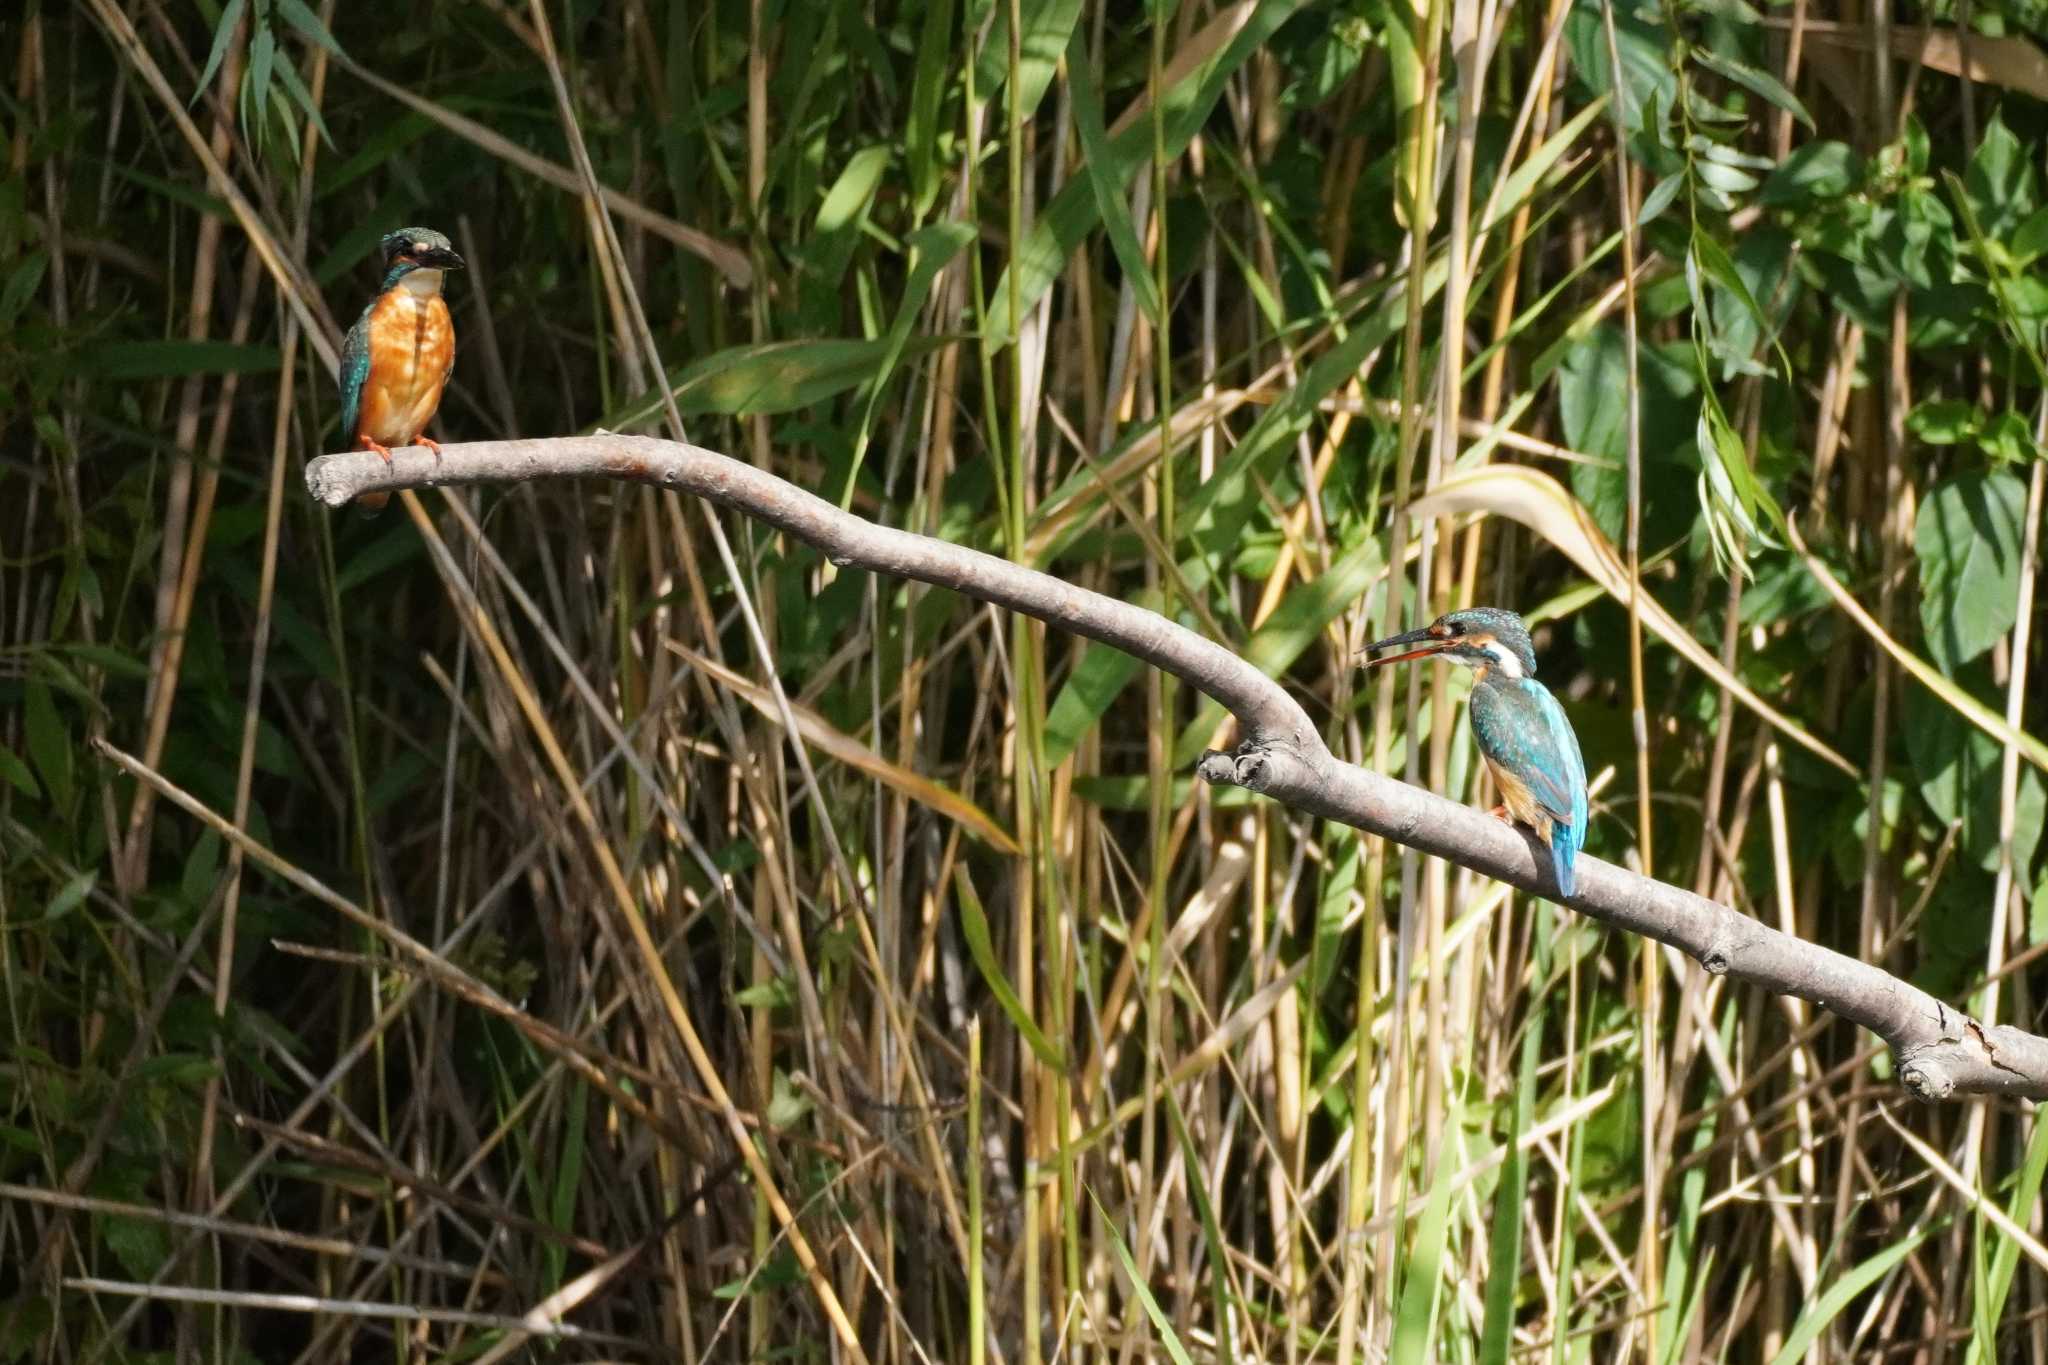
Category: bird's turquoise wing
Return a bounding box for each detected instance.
[1538,681,1589,852]
[338,303,374,442]
[1469,678,1581,829]
[1471,676,1590,895]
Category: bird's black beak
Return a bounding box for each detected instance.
[1361,626,1449,667]
[419,247,466,270]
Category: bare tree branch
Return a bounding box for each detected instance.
[305,434,2048,1103]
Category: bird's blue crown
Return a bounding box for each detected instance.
[381,226,455,259]
[376,227,463,290]
[1436,607,1539,677]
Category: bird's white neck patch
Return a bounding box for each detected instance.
[400,268,445,298]
[1481,640,1523,678]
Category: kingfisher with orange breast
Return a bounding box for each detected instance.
[1363,607,1590,898]
[337,227,464,512]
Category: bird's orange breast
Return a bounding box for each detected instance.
[357,287,454,447]
[1485,756,1556,844]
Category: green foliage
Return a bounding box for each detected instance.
[1904,674,2046,875]
[1557,325,1697,547]
[1917,470,2031,673]
[8,0,2048,1359]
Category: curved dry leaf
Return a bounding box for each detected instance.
[1409,465,1859,777]
[1785,522,2048,777]
[1106,0,1258,139]
[1772,21,2048,102]
[670,645,1021,855]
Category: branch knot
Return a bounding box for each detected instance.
[1197,746,1270,792]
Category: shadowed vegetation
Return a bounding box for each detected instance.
[4,0,2048,1360]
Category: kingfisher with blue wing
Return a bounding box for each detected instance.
[337,227,465,513]
[1363,607,1590,898]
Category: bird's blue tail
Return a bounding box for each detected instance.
[1551,825,1578,898]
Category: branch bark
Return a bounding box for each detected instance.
[305,434,2048,1102]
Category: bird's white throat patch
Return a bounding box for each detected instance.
[400,269,445,298]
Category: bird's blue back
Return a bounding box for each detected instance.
[338,300,376,442]
[1536,679,1589,893]
[1470,674,1589,895]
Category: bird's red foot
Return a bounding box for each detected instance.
[1487,804,1510,822]
[359,436,395,464]
[417,435,445,462]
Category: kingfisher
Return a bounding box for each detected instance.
[337,226,464,512]
[1363,607,1590,897]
